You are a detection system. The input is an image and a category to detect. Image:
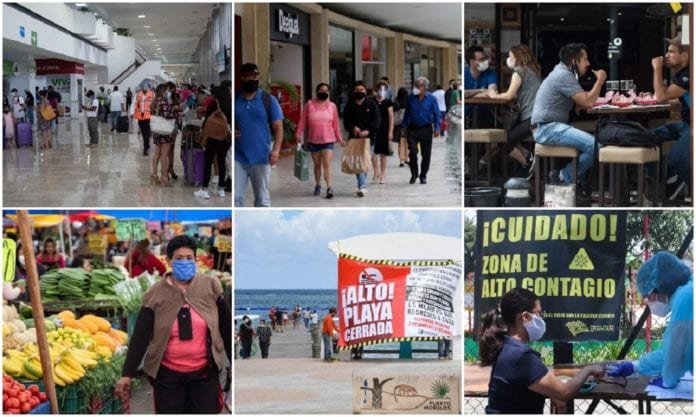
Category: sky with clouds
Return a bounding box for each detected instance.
[235,210,462,289]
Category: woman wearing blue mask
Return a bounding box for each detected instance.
[115,235,232,413]
[607,252,693,389]
[480,288,605,414]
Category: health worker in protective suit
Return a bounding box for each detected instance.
[607,252,693,388]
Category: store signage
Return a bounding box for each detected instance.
[608,37,622,58]
[31,31,37,47]
[3,60,14,75]
[115,218,147,242]
[278,9,300,39]
[214,235,232,253]
[19,26,25,39]
[36,59,85,75]
[88,234,107,255]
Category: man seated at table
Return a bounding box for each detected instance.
[530,42,606,190]
[650,36,690,200]
[465,45,498,128]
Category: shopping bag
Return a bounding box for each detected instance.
[40,105,56,121]
[294,144,310,181]
[341,138,372,174]
[150,115,176,135]
[398,136,408,161]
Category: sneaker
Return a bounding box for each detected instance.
[356,188,366,197]
[194,189,210,199]
[217,188,226,198]
[548,170,562,184]
[313,185,321,196]
[326,187,334,199]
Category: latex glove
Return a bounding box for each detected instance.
[648,377,672,389]
[606,361,636,377]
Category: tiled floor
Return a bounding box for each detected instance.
[3,117,231,207]
[238,136,462,207]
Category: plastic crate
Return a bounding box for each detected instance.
[29,401,51,414]
[56,384,82,414]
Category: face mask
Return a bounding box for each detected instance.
[378,88,387,97]
[166,91,172,99]
[523,313,546,341]
[317,92,329,101]
[413,88,421,95]
[353,91,366,100]
[171,259,196,282]
[506,57,516,70]
[242,80,259,93]
[477,60,489,72]
[18,255,25,266]
[648,300,670,317]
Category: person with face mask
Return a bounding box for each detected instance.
[480,288,605,413]
[343,80,381,197]
[9,88,26,123]
[465,46,498,128]
[372,80,394,184]
[607,252,693,389]
[479,44,541,177]
[134,82,154,156]
[295,82,344,198]
[115,234,232,413]
[235,63,285,207]
[149,84,180,187]
[401,76,441,185]
[80,90,100,147]
[531,43,606,190]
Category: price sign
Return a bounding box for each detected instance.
[87,233,107,254]
[3,239,17,283]
[214,235,232,253]
[115,218,147,242]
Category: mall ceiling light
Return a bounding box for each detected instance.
[148,33,154,36]
[75,3,87,7]
[138,15,146,19]
[144,25,151,28]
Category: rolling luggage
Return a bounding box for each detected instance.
[16,122,32,147]
[182,123,205,186]
[116,116,129,133]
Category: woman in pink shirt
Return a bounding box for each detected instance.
[295,83,344,199]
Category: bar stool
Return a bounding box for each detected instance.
[465,129,507,184]
[598,146,660,206]
[533,144,578,206]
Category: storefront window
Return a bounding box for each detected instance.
[329,25,353,115]
[360,33,386,89]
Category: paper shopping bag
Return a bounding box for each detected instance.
[341,138,372,174]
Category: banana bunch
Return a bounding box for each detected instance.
[52,349,100,386]
[3,350,28,377]
[22,356,43,380]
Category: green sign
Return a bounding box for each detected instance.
[31,31,37,47]
[3,60,14,76]
[115,218,147,242]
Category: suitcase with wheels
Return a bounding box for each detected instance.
[16,122,32,147]
[117,116,129,133]
[182,148,205,186]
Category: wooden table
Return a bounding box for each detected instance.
[464,363,689,414]
[587,104,671,115]
[464,96,511,129]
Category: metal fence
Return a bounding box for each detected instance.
[464,396,693,414]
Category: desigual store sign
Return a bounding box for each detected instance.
[269,4,309,45]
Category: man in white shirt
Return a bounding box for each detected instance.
[109,86,125,133]
[81,90,100,146]
[10,88,26,122]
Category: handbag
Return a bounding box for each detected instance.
[294,144,310,181]
[399,136,409,161]
[202,99,229,141]
[150,115,176,135]
[341,138,372,174]
[40,104,56,121]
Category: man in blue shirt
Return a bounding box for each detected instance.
[401,76,441,184]
[234,63,284,207]
[465,46,498,128]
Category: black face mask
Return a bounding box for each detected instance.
[317,92,329,101]
[242,80,259,93]
[353,92,366,100]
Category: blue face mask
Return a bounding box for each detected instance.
[172,259,196,282]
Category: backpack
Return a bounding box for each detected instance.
[595,120,659,147]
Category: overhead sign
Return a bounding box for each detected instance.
[115,218,147,242]
[35,59,85,75]
[214,235,232,253]
[269,4,309,45]
[3,239,17,283]
[31,31,37,47]
[474,210,627,341]
[19,26,25,39]
[277,9,300,39]
[337,255,461,348]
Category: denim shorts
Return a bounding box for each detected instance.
[307,142,334,152]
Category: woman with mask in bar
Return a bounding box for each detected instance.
[115,235,232,413]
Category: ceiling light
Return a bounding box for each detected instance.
[152,39,157,42]
[560,17,565,21]
[148,33,154,36]
[143,25,151,28]
[138,15,146,19]
[75,3,87,7]
[157,48,162,50]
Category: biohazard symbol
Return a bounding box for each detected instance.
[569,248,595,270]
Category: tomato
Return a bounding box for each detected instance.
[20,402,32,413]
[28,385,39,395]
[6,407,20,414]
[7,389,19,400]
[6,397,19,409]
[38,393,46,402]
[3,393,9,402]
[17,384,24,392]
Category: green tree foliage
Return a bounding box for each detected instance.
[625,211,692,268]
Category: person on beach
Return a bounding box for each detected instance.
[239,315,255,359]
[256,319,272,359]
[269,306,277,331]
[275,309,284,333]
[303,307,310,329]
[322,308,340,362]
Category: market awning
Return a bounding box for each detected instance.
[68,211,116,222]
[5,214,66,228]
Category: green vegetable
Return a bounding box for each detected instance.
[18,302,33,319]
